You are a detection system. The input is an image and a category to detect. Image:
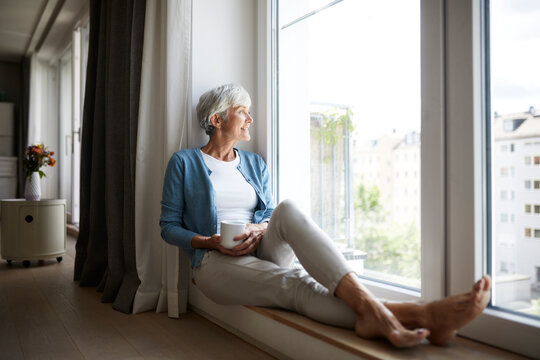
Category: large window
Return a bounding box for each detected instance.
[443,0,540,357]
[277,0,422,290]
[269,0,540,356]
[58,23,89,225]
[487,0,540,319]
[58,47,73,213]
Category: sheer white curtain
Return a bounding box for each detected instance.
[133,0,192,316]
[28,54,59,199]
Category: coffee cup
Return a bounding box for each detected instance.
[220,221,246,249]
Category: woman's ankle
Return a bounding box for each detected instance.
[335,272,375,314]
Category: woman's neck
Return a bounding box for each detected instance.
[201,139,237,161]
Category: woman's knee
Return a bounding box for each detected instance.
[274,198,302,219]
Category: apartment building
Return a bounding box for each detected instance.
[353,131,420,226]
[491,109,540,304]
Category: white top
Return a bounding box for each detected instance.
[202,150,258,233]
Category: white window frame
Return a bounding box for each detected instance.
[420,0,446,303]
[445,0,540,357]
[264,0,446,303]
[56,18,89,226]
[70,28,81,225]
[261,0,540,357]
[58,47,73,216]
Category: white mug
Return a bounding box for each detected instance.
[220,221,246,249]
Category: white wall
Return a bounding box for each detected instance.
[191,0,258,154]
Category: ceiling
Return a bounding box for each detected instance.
[0,0,88,63]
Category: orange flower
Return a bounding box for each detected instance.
[23,143,56,177]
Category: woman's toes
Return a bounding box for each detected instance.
[482,275,491,291]
[474,277,491,305]
[388,328,430,348]
[473,275,491,293]
[473,277,484,293]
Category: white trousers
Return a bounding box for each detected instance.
[193,199,356,328]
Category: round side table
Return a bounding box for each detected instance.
[0,199,66,267]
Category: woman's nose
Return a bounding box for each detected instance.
[246,114,254,123]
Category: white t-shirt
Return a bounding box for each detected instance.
[202,151,258,233]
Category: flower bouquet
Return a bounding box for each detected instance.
[23,144,56,200]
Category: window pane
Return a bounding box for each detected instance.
[489,0,540,318]
[58,48,73,213]
[278,0,421,289]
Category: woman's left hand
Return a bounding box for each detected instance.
[229,222,268,256]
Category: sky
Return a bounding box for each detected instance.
[281,0,421,142]
[280,0,540,140]
[490,0,540,115]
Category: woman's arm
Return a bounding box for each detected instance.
[160,153,198,251]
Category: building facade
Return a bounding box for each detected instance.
[491,109,540,304]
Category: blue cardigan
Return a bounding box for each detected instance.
[160,147,275,268]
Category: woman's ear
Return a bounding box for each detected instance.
[210,114,222,129]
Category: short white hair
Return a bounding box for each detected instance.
[196,84,252,135]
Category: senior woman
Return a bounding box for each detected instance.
[160,83,491,348]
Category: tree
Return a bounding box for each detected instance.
[354,181,420,287]
[354,182,383,221]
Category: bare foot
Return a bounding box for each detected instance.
[336,273,430,347]
[355,298,430,348]
[426,275,491,346]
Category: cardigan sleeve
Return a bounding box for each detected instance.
[258,155,275,222]
[160,153,198,252]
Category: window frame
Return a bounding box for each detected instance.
[264,0,540,357]
[269,0,446,303]
[445,0,540,357]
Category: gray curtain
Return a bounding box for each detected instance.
[74,0,146,313]
[16,57,30,197]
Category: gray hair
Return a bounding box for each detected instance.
[196,84,252,135]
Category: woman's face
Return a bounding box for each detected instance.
[219,105,253,142]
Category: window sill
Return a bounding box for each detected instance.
[188,284,527,360]
[66,224,79,237]
[246,306,528,360]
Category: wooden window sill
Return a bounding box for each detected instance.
[245,306,528,360]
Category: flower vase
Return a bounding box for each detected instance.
[24,172,41,201]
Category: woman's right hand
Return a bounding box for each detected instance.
[205,234,223,250]
[208,234,253,256]
[192,233,250,256]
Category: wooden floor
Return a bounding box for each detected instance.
[0,235,276,360]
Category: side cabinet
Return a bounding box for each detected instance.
[0,199,66,266]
